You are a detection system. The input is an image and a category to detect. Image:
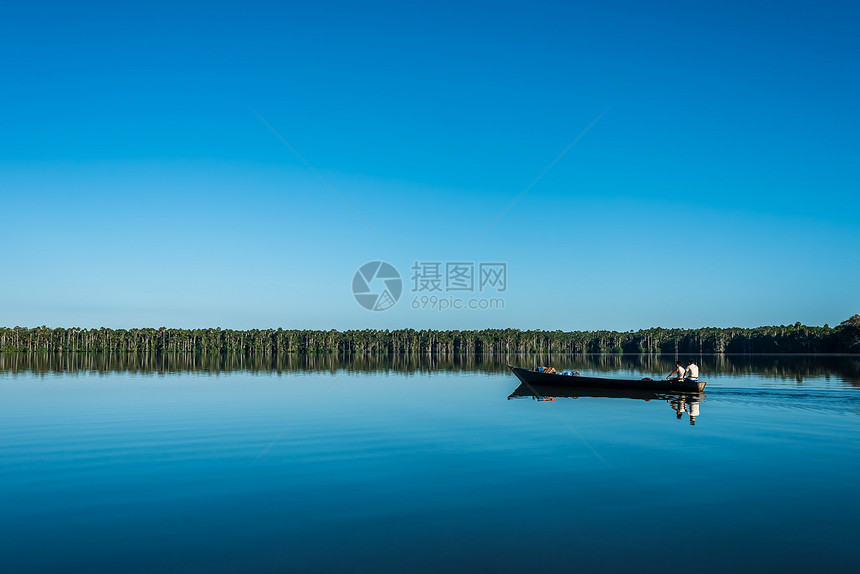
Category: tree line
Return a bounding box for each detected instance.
[1,315,858,354]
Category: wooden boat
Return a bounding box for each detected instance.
[508,365,706,394]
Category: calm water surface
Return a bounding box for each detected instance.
[1,354,859,573]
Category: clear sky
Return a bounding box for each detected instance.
[2,0,858,331]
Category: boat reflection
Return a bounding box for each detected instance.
[507,382,705,425]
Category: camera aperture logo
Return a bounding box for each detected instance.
[352,261,403,311]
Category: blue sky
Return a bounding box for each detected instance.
[2,0,858,331]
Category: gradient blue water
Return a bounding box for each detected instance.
[2,363,859,573]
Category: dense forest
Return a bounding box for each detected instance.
[1,316,858,354]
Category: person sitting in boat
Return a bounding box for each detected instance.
[666,361,686,381]
[536,366,557,374]
[686,360,699,381]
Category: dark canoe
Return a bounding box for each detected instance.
[508,365,706,394]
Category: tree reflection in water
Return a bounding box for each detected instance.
[0,352,857,387]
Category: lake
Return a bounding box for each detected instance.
[1,354,859,573]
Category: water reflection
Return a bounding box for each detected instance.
[0,352,857,386]
[667,395,701,425]
[2,354,858,573]
[508,382,706,424]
